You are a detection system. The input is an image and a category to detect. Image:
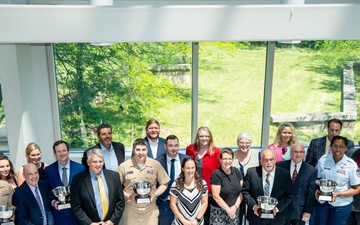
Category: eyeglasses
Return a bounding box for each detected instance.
[332,145,346,149]
[238,142,251,145]
[293,151,305,154]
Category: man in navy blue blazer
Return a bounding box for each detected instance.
[44,140,85,225]
[155,135,189,225]
[12,163,54,225]
[305,119,354,167]
[277,143,317,225]
[144,119,166,158]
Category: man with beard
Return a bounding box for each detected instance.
[243,149,293,225]
[144,119,166,158]
[82,123,125,171]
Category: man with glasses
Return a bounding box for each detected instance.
[243,149,293,225]
[277,143,317,225]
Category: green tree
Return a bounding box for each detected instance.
[55,43,185,147]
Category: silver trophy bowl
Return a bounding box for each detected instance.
[0,205,15,222]
[315,179,337,195]
[51,186,71,204]
[257,196,278,212]
[132,181,153,198]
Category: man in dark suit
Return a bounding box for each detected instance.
[12,163,54,225]
[144,119,166,158]
[44,140,85,225]
[277,143,317,225]
[81,123,125,171]
[305,118,354,167]
[71,148,125,225]
[243,149,293,225]
[155,135,189,225]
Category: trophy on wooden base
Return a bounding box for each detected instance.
[257,196,278,219]
[132,181,153,204]
[51,186,71,210]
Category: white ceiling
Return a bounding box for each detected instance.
[0,1,360,43]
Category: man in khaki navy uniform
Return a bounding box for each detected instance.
[117,138,170,225]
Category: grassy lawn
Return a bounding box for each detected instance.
[160,44,345,148]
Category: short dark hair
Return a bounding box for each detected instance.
[52,140,69,153]
[165,135,179,144]
[145,119,160,130]
[97,124,112,136]
[220,147,234,159]
[132,138,147,149]
[330,135,348,147]
[327,119,342,129]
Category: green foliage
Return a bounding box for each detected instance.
[312,40,360,69]
[55,43,186,147]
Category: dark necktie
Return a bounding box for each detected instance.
[264,173,270,196]
[292,164,298,184]
[35,186,47,225]
[62,167,68,186]
[170,159,175,181]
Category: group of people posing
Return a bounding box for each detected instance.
[1,118,360,225]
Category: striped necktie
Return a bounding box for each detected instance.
[264,173,270,196]
[35,186,47,225]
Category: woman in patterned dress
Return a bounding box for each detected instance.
[170,158,208,225]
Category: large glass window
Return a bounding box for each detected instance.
[54,43,191,148]
[197,42,266,147]
[269,41,358,146]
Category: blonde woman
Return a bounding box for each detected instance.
[268,123,297,162]
[17,142,48,185]
[186,126,220,225]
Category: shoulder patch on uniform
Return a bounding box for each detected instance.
[356,169,360,177]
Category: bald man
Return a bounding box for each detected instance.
[243,149,293,225]
[277,143,317,225]
[12,163,54,225]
